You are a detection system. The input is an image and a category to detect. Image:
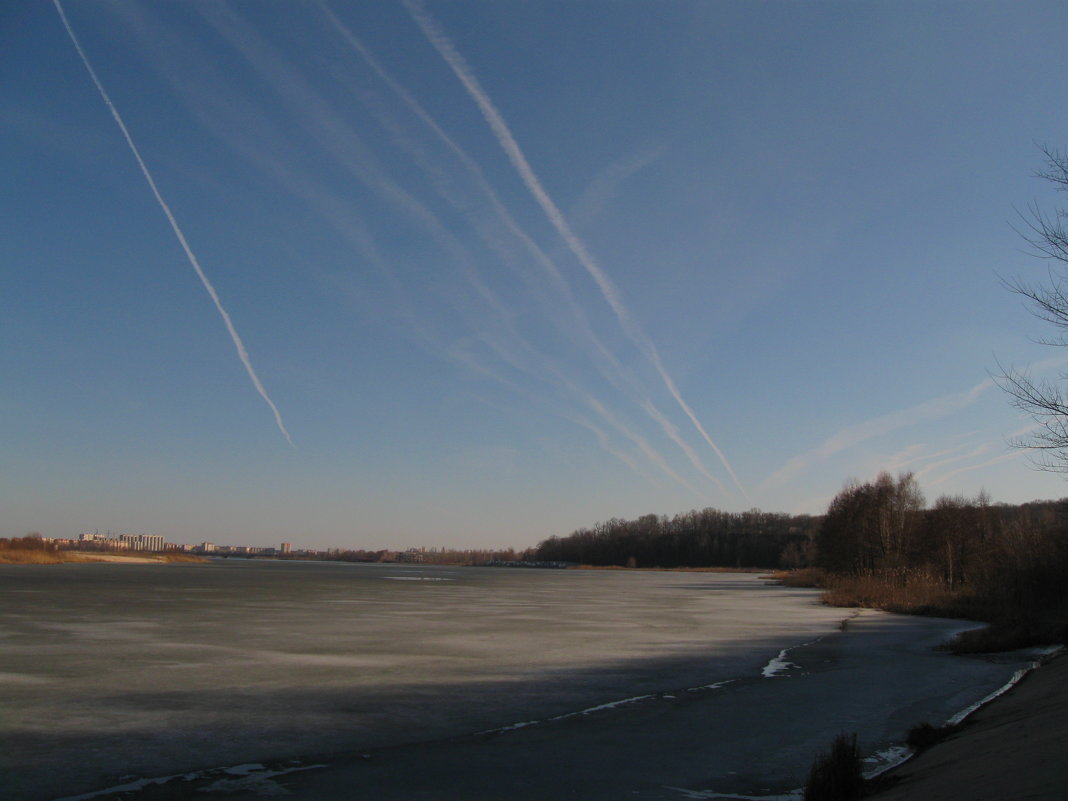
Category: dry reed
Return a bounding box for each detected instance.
[0,549,78,565]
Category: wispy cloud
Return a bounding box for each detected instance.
[883,431,987,474]
[403,0,744,497]
[914,443,994,483]
[53,0,293,446]
[921,421,1039,487]
[926,448,1022,487]
[570,145,667,231]
[758,378,995,494]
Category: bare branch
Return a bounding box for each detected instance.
[997,150,1068,471]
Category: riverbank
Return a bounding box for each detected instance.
[865,649,1067,801]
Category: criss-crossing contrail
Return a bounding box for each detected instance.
[318,3,726,495]
[404,0,744,496]
[53,0,293,447]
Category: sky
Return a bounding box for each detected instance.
[4,1,1068,551]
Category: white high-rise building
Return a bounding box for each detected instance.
[119,534,166,552]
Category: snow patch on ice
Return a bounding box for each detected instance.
[485,680,736,734]
[664,786,801,800]
[690,679,734,692]
[760,633,830,678]
[221,763,268,776]
[761,649,797,678]
[49,763,326,801]
[382,576,454,581]
[489,693,656,733]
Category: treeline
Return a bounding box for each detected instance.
[293,547,529,566]
[815,472,1068,646]
[0,534,65,564]
[532,476,1068,647]
[533,508,819,568]
[0,534,56,552]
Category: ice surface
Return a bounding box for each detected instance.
[0,562,1040,801]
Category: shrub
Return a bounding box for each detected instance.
[803,733,865,801]
[905,721,960,752]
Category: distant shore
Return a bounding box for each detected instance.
[0,549,207,565]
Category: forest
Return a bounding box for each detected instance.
[809,473,1068,649]
[531,474,1068,650]
[532,508,818,568]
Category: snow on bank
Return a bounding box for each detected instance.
[664,646,1065,800]
[945,645,1063,727]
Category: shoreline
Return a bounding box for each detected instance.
[865,648,1067,801]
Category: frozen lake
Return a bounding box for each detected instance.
[0,561,1035,800]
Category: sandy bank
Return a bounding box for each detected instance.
[63,552,206,564]
[62,553,160,563]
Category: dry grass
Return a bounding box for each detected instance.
[819,573,960,616]
[0,550,208,565]
[766,567,828,587]
[771,567,1068,653]
[0,549,74,565]
[157,553,209,563]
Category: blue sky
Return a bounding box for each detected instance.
[4,1,1068,550]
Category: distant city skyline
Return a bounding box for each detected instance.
[4,2,1068,549]
[37,531,508,560]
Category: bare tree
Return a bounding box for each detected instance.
[998,147,1068,470]
[817,472,924,575]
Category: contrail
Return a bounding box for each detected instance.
[53,0,293,447]
[404,0,744,496]
[320,3,723,496]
